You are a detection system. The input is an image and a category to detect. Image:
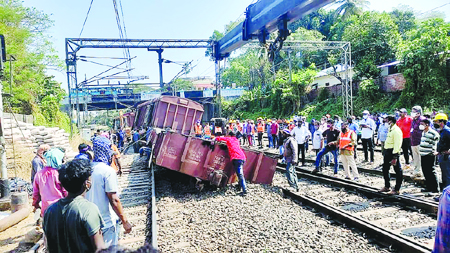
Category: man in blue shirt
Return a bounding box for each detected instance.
[133,130,140,153]
[435,113,450,190]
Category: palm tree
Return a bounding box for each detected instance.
[333,0,370,20]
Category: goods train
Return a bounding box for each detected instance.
[123,96,277,187]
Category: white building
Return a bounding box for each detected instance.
[311,64,355,90]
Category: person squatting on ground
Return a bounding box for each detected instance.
[419,118,440,193]
[33,148,68,218]
[379,116,403,195]
[31,144,51,183]
[43,159,106,253]
[397,108,413,168]
[434,113,450,190]
[281,129,299,191]
[215,132,248,196]
[411,106,426,178]
[337,122,359,180]
[87,136,132,247]
[360,110,376,164]
[291,120,311,166]
[312,120,340,174]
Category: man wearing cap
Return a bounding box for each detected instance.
[291,120,311,166]
[434,113,450,190]
[281,129,299,191]
[411,106,426,178]
[419,118,440,193]
[397,108,413,169]
[360,110,376,164]
[312,120,340,174]
[194,120,203,138]
[257,118,265,148]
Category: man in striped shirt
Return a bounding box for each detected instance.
[419,119,440,193]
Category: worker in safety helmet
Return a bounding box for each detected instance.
[257,118,265,148]
[433,113,450,253]
[214,131,248,196]
[194,120,202,138]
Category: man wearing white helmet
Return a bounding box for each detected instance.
[360,110,376,164]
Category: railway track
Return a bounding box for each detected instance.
[117,155,157,250]
[275,166,437,252]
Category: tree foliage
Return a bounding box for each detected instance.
[338,11,401,79]
[0,0,69,131]
[396,18,450,107]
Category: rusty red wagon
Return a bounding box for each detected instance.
[137,95,277,186]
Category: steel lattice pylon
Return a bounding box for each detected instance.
[246,40,353,118]
[65,38,212,134]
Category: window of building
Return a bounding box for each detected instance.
[325,82,330,87]
[312,83,318,89]
[388,65,398,75]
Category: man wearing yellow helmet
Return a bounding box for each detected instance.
[433,112,450,253]
[434,113,450,190]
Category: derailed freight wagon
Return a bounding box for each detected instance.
[142,96,277,187]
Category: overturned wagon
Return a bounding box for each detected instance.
[139,96,277,186]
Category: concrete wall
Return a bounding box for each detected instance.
[3,113,33,124]
[377,73,406,92]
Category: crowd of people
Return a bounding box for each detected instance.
[28,105,450,252]
[30,133,136,252]
[202,106,450,252]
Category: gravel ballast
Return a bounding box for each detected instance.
[156,169,389,253]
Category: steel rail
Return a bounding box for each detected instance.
[282,188,432,253]
[276,165,439,215]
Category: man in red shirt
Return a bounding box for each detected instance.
[215,132,248,195]
[397,108,413,168]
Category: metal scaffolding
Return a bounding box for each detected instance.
[247,40,353,118]
[65,38,212,134]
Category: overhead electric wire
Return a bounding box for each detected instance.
[418,1,450,16]
[112,0,132,79]
[79,59,127,69]
[81,56,136,85]
[79,0,95,38]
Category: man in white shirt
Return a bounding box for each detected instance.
[87,136,132,247]
[360,110,376,164]
[291,120,311,166]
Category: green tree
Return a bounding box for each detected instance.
[396,18,450,107]
[0,0,70,131]
[289,9,336,39]
[333,0,370,20]
[390,5,417,39]
[339,11,401,79]
[171,78,195,91]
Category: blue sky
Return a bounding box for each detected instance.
[21,0,450,91]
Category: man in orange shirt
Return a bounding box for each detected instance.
[257,118,265,148]
[194,120,203,138]
[397,108,413,168]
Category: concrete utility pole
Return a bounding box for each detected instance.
[287,49,292,84]
[215,60,222,118]
[0,35,9,199]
